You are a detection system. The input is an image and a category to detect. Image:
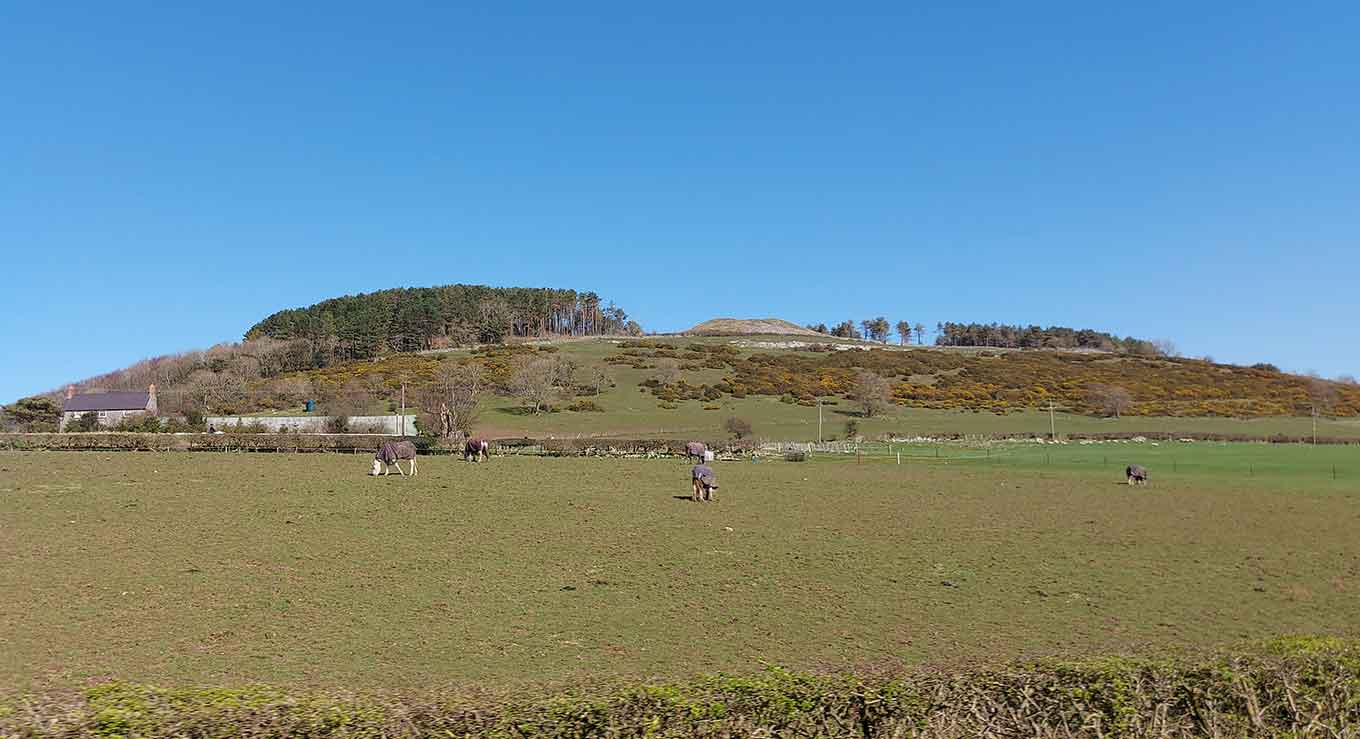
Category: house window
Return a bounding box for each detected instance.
[97,412,108,420]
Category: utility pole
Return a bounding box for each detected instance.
[1048,400,1057,440]
[818,398,823,443]
[1312,407,1318,446]
[400,381,406,437]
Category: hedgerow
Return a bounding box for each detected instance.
[0,432,408,453]
[3,639,1357,737]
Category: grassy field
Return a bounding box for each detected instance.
[3,445,1358,693]
[824,438,1360,484]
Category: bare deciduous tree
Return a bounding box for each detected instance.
[913,322,926,345]
[1087,383,1133,418]
[855,371,893,418]
[320,379,371,418]
[552,357,578,392]
[1308,377,1338,416]
[424,362,484,438]
[724,416,753,440]
[510,356,560,414]
[576,364,612,396]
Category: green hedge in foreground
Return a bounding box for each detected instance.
[3,638,1358,738]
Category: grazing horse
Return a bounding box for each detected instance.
[684,441,707,463]
[372,440,419,476]
[691,463,719,502]
[464,437,489,462]
[1126,464,1148,485]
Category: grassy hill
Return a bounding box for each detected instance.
[27,295,1358,440]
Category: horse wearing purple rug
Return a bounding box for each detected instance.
[372,440,419,476]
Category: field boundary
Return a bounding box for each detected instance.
[4,428,1359,456]
[0,433,759,457]
[3,639,1356,738]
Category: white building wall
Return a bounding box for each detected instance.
[205,415,419,435]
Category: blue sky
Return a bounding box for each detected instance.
[2,1,1358,402]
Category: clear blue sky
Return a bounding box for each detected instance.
[3,1,1357,402]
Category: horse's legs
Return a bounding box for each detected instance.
[411,457,418,476]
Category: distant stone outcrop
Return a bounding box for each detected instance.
[684,318,824,337]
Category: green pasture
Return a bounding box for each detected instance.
[2,445,1357,692]
[810,438,1360,484]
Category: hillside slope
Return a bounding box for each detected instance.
[18,334,1360,439]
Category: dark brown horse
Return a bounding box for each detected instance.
[465,437,489,462]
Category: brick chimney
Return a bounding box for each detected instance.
[66,384,76,400]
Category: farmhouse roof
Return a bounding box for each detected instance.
[64,392,151,412]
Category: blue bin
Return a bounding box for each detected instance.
[305,400,316,413]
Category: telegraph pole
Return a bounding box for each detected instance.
[1048,400,1057,440]
[400,381,407,436]
[818,397,823,443]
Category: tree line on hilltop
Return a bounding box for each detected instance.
[806,319,928,344]
[805,319,1173,356]
[246,285,642,363]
